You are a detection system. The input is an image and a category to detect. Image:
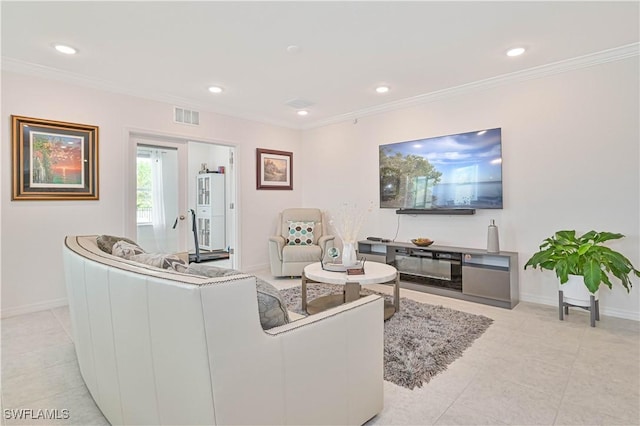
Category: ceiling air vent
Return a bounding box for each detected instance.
[285,98,314,109]
[174,107,200,125]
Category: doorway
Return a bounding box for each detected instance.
[187,141,236,268]
[128,132,237,268]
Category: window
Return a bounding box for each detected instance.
[137,156,152,224]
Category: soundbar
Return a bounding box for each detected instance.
[396,208,476,215]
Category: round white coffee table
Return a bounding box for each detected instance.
[302,262,400,320]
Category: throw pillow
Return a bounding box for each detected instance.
[129,253,187,270]
[97,235,141,254]
[255,278,291,329]
[184,263,290,330]
[112,240,145,260]
[287,221,315,246]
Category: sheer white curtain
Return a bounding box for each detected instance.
[150,150,167,250]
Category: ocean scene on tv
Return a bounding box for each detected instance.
[379,128,503,209]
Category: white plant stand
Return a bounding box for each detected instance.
[558,275,600,327]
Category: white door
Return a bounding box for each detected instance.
[133,139,188,253]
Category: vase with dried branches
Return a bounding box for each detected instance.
[329,202,373,266]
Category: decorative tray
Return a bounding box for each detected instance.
[322,260,365,272]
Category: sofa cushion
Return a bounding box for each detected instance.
[112,240,145,259]
[287,221,315,246]
[130,253,187,271]
[185,263,290,330]
[282,244,322,263]
[97,234,141,254]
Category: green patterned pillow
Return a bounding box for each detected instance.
[287,221,315,245]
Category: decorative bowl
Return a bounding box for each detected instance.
[411,238,434,247]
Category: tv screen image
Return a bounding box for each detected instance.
[379,128,503,210]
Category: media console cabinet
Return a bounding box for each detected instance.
[357,240,519,309]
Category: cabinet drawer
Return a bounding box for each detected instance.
[196,206,211,216]
[462,266,510,302]
[360,253,387,263]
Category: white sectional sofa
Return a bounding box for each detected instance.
[63,235,384,425]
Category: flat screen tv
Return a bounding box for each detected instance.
[379,128,503,210]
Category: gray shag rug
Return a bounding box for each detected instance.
[280,283,493,390]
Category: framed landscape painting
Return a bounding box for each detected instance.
[12,116,99,200]
[256,148,292,190]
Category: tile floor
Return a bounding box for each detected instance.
[1,269,639,425]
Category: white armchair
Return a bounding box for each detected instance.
[269,208,335,277]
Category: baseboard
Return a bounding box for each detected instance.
[520,293,640,322]
[0,297,68,319]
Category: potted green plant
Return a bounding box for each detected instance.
[525,230,639,307]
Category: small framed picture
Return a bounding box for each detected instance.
[12,115,99,200]
[256,148,292,190]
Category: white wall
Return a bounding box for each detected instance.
[301,57,640,320]
[1,71,302,317]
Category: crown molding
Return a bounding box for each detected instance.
[303,42,640,130]
[2,42,637,131]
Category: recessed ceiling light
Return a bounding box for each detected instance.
[297,110,308,116]
[286,45,301,54]
[506,47,526,57]
[376,85,390,94]
[208,86,223,94]
[54,44,77,55]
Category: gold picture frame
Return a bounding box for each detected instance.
[256,148,293,190]
[12,115,99,200]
